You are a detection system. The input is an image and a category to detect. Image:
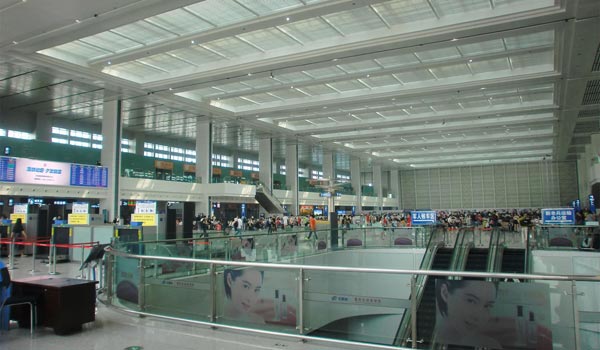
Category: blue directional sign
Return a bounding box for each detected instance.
[411,211,437,225]
[541,208,575,225]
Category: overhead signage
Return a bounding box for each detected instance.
[15,159,71,186]
[13,203,28,214]
[68,213,90,225]
[72,202,89,214]
[70,164,109,187]
[320,192,331,198]
[0,156,16,182]
[135,200,157,214]
[541,208,575,225]
[589,194,596,213]
[411,211,437,225]
[131,213,157,226]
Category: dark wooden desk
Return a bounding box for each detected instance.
[11,276,97,334]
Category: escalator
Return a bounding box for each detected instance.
[413,247,454,348]
[255,184,284,214]
[500,248,526,274]
[462,248,490,280]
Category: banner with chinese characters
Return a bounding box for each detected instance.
[68,213,90,225]
[130,213,157,226]
[411,211,437,225]
[541,208,575,225]
[72,202,89,214]
[134,200,156,214]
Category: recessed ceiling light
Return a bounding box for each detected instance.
[286,17,290,21]
[12,41,18,45]
[107,61,112,65]
[247,73,252,76]
[169,88,173,91]
[191,40,195,44]
[75,19,81,23]
[451,38,458,42]
[468,59,473,63]
[480,87,486,90]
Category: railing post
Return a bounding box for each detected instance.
[138,257,145,312]
[8,238,15,269]
[29,241,37,274]
[105,252,113,303]
[298,268,304,335]
[572,280,582,350]
[210,263,217,322]
[410,274,418,348]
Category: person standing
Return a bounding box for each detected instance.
[10,218,27,257]
[307,215,317,240]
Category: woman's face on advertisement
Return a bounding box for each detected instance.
[227,270,262,313]
[441,281,496,335]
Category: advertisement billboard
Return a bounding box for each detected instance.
[15,159,70,186]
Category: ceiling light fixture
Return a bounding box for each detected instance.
[191,40,195,44]
[75,19,81,23]
[286,17,290,21]
[468,59,473,63]
[451,38,458,42]
[107,61,112,65]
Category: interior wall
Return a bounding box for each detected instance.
[399,161,578,209]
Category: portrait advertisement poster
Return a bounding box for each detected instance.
[435,280,552,349]
[279,234,298,258]
[230,237,256,262]
[115,256,140,306]
[221,267,297,329]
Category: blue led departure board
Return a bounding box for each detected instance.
[69,164,109,187]
[0,157,16,182]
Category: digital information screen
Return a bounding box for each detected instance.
[0,157,16,182]
[70,164,109,188]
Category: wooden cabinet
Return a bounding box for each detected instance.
[11,277,97,334]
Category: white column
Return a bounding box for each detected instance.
[351,157,362,214]
[286,143,299,215]
[259,138,273,191]
[134,132,145,155]
[390,169,400,209]
[578,158,589,203]
[196,120,212,216]
[99,99,122,222]
[35,112,52,142]
[373,164,383,211]
[322,151,335,220]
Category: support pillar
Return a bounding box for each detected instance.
[99,98,122,223]
[351,158,362,214]
[373,164,383,211]
[259,138,273,191]
[286,143,299,216]
[35,112,52,142]
[391,169,400,209]
[196,120,212,216]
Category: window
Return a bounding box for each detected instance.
[52,127,69,136]
[7,130,34,140]
[298,168,308,178]
[280,165,286,175]
[0,129,5,137]
[51,137,68,144]
[337,174,350,181]
[70,140,90,147]
[311,170,324,180]
[121,139,134,153]
[237,158,259,171]
[212,154,232,167]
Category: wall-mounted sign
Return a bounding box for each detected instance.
[411,211,437,225]
[135,200,156,214]
[541,208,575,225]
[229,170,243,177]
[154,160,174,170]
[0,156,16,182]
[131,213,157,226]
[13,203,28,214]
[15,159,71,186]
[183,164,196,173]
[250,172,259,179]
[70,164,108,187]
[68,213,90,225]
[213,167,222,175]
[72,202,89,214]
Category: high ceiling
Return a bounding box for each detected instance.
[1,0,599,170]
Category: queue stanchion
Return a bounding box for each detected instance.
[29,241,38,274]
[78,243,86,279]
[8,239,16,270]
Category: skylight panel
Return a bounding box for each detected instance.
[185,1,255,27]
[322,7,387,35]
[111,21,177,46]
[279,18,342,43]
[372,0,435,26]
[236,0,303,15]
[146,9,214,35]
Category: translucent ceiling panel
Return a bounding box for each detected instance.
[431,0,490,17]
[80,31,142,53]
[279,18,342,43]
[236,0,303,15]
[488,96,522,106]
[458,39,505,56]
[327,80,370,92]
[510,51,554,70]
[375,54,421,68]
[521,92,553,103]
[361,75,402,88]
[137,53,194,72]
[111,21,177,46]
[460,100,493,109]
[214,81,253,93]
[303,66,345,79]
[372,0,435,26]
[504,31,554,50]
[185,1,255,27]
[237,28,301,51]
[273,72,313,84]
[337,60,381,74]
[219,97,256,108]
[354,112,387,121]
[430,103,462,112]
[269,88,311,99]
[240,93,281,104]
[167,46,224,66]
[394,69,436,83]
[243,77,281,89]
[415,47,462,63]
[298,84,338,96]
[203,37,262,58]
[322,7,387,35]
[429,64,470,79]
[146,9,214,35]
[469,58,510,74]
[44,42,113,62]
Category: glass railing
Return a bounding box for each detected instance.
[104,235,597,350]
[531,224,600,250]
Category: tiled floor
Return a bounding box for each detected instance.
[0,255,357,350]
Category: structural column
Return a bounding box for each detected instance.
[286,143,299,216]
[259,138,273,191]
[322,151,335,221]
[373,164,383,211]
[351,157,362,214]
[134,132,145,155]
[35,112,52,142]
[390,169,400,209]
[99,98,122,222]
[196,120,212,216]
